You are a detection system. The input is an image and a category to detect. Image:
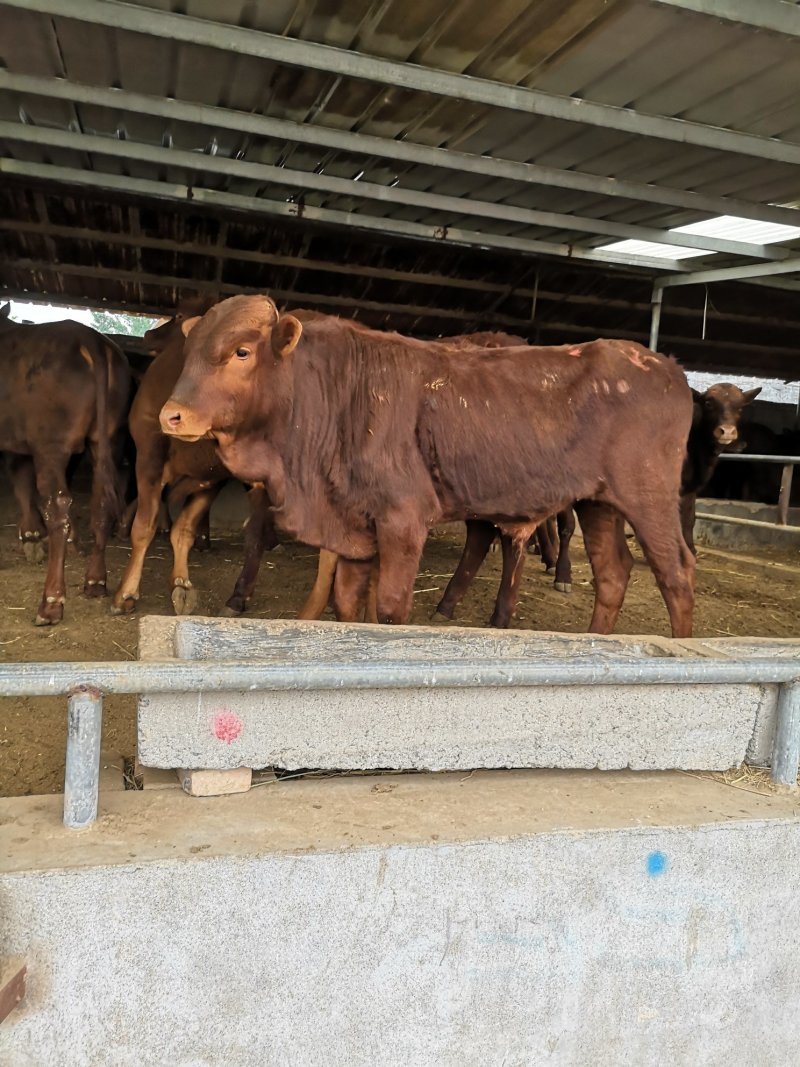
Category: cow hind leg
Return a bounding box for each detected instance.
[435,520,496,621]
[536,517,558,574]
[626,508,696,639]
[169,488,219,615]
[490,527,534,628]
[223,486,278,616]
[33,458,71,626]
[554,507,576,594]
[575,502,633,635]
[7,455,46,563]
[83,438,119,598]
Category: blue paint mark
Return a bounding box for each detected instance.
[646,851,668,877]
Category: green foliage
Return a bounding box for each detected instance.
[88,309,155,337]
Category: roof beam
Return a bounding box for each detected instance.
[655,256,800,288]
[0,121,788,260]
[0,257,531,326]
[5,0,800,166]
[652,0,800,37]
[7,217,800,332]
[4,72,800,231]
[0,158,689,272]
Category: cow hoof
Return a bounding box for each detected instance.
[194,536,211,553]
[554,581,572,594]
[35,603,64,626]
[110,595,138,616]
[220,602,244,618]
[545,566,556,576]
[432,603,454,621]
[172,584,199,615]
[22,540,45,564]
[84,580,108,599]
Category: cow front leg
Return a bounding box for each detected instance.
[111,470,165,614]
[297,549,340,621]
[169,488,220,615]
[491,525,536,628]
[7,455,46,563]
[33,459,71,626]
[374,514,428,625]
[333,558,375,622]
[223,486,278,616]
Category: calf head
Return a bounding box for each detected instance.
[159,294,303,442]
[693,383,761,449]
[144,295,215,354]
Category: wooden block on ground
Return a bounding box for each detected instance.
[99,751,126,793]
[0,958,26,1025]
[177,767,252,797]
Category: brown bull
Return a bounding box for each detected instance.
[0,304,132,624]
[160,295,695,637]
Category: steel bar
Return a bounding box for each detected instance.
[771,681,800,789]
[778,464,794,525]
[0,159,687,272]
[0,657,799,697]
[4,70,800,232]
[6,0,800,166]
[649,287,663,351]
[63,685,103,829]
[0,122,775,259]
[718,454,800,464]
[653,0,800,38]
[695,511,800,532]
[655,257,800,288]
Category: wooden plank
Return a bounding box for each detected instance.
[0,958,26,1025]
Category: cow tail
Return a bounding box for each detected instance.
[83,342,124,526]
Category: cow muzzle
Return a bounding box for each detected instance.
[159,400,211,441]
[714,424,738,445]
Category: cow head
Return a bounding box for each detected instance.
[159,294,303,441]
[692,383,761,448]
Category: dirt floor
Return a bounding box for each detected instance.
[1,489,798,797]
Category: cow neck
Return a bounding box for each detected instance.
[684,418,725,495]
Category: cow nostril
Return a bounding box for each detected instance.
[167,411,182,426]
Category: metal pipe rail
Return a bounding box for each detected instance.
[715,453,799,527]
[2,656,799,827]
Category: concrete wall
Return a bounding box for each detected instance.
[2,771,800,1066]
[695,499,800,550]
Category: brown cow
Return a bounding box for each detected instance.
[111,298,282,617]
[0,304,132,624]
[159,296,696,637]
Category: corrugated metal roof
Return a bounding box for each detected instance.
[0,0,799,376]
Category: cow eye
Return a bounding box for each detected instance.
[235,347,250,360]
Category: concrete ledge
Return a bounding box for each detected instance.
[696,498,800,549]
[2,772,800,1066]
[137,618,780,773]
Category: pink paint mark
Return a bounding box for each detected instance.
[212,710,242,744]
[567,345,582,357]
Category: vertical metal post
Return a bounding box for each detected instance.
[64,685,103,828]
[649,286,663,351]
[771,680,800,790]
[777,464,793,526]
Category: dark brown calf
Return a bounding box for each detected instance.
[0,304,132,624]
[160,296,696,637]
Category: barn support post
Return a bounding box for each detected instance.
[649,287,663,351]
[771,681,800,790]
[778,464,794,526]
[64,685,103,828]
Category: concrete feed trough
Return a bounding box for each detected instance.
[136,618,796,773]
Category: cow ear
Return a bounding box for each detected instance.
[742,386,761,404]
[181,316,201,338]
[690,388,704,404]
[0,303,10,318]
[272,315,303,358]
